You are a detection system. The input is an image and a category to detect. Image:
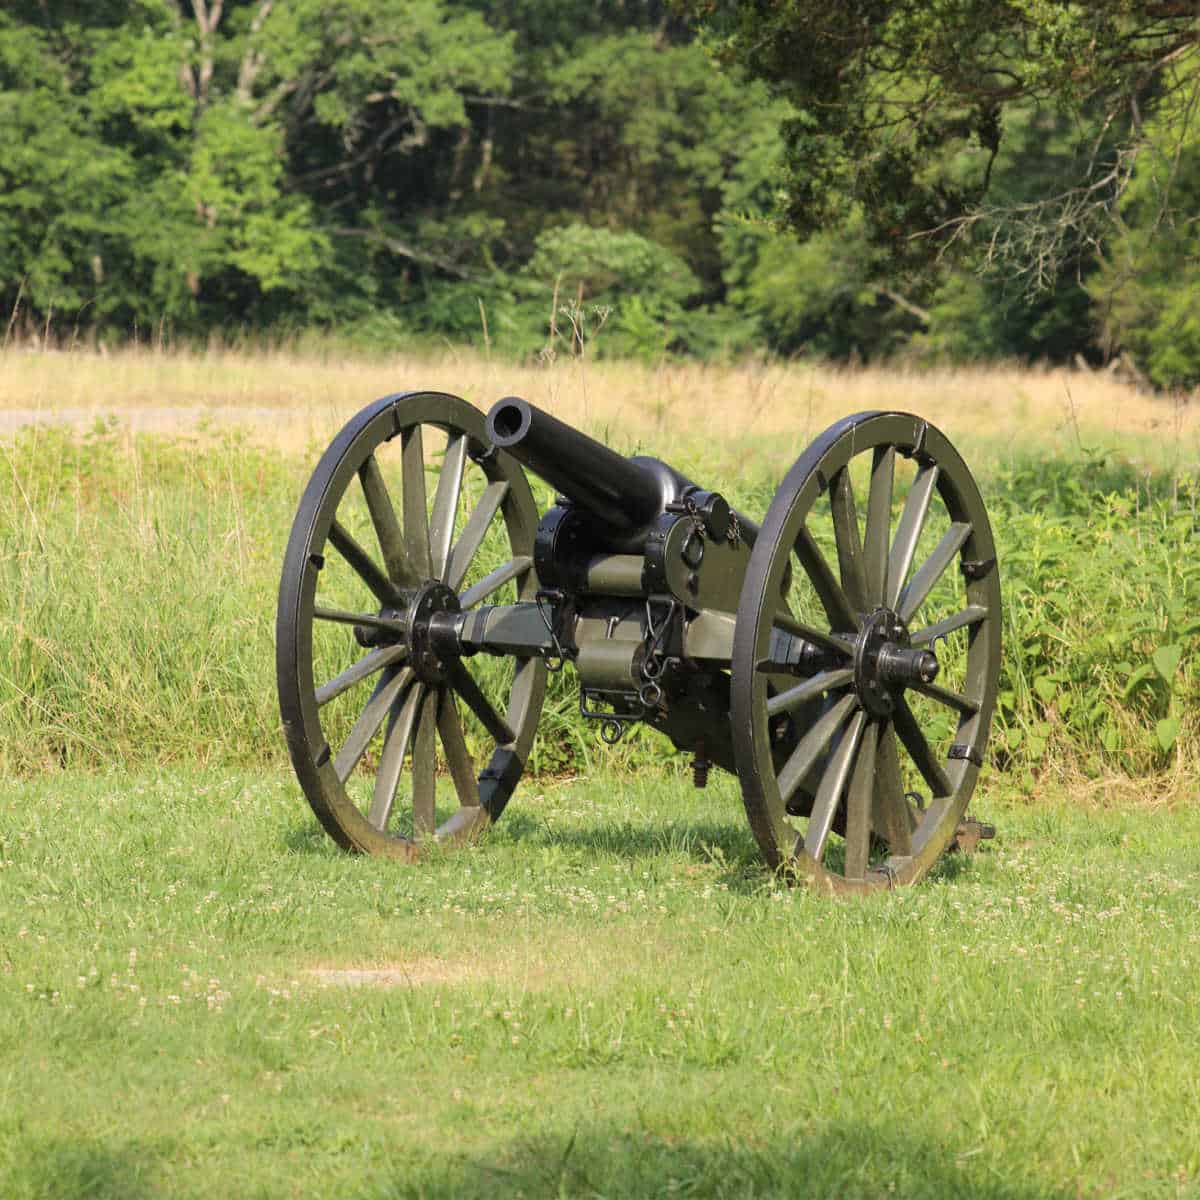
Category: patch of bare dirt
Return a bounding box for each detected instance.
[308,959,484,988]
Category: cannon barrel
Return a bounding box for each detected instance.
[486,397,667,532]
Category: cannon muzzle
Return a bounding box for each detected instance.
[486,397,667,532]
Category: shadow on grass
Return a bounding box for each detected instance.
[4,1123,1067,1200]
[283,820,340,855]
[376,1123,1069,1199]
[500,811,987,893]
[2,1139,160,1200]
[498,810,768,888]
[927,847,978,883]
[278,794,987,894]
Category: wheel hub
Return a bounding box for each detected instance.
[406,581,461,684]
[853,608,939,717]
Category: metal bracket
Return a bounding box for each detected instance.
[960,557,997,581]
[579,689,646,744]
[948,743,984,767]
[466,439,497,465]
[910,420,934,465]
[951,817,997,855]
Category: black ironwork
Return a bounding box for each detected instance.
[277,394,1002,891]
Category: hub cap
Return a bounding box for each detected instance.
[406,581,461,683]
[853,607,939,717]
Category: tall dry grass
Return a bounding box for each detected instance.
[2,345,1195,476]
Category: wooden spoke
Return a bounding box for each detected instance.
[769,611,856,662]
[459,556,533,610]
[910,605,988,647]
[830,467,869,614]
[334,668,413,783]
[911,679,979,715]
[411,690,438,836]
[766,668,855,717]
[429,434,468,582]
[359,454,417,587]
[367,681,423,830]
[804,709,867,861]
[898,522,972,624]
[892,697,953,798]
[843,719,879,879]
[438,690,481,807]
[446,661,516,746]
[313,606,405,635]
[874,722,913,855]
[316,644,407,707]
[328,520,401,607]
[445,480,509,591]
[776,694,858,806]
[886,464,940,610]
[795,526,861,632]
[401,425,433,579]
[863,444,895,607]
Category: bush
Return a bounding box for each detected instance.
[3,425,1197,783]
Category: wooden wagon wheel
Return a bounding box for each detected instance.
[276,392,546,858]
[731,412,1002,892]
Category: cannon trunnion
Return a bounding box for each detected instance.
[277,391,1001,892]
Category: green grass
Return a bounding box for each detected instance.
[2,768,1199,1198]
[1,422,1198,781]
[3,356,1200,1198]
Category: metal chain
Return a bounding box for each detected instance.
[641,597,678,680]
[639,596,680,706]
[535,589,568,673]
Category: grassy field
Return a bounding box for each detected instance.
[2,346,1199,1197]
[3,767,1199,1199]
[2,345,1198,781]
[2,342,1197,468]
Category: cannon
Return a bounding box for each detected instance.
[277,392,1000,892]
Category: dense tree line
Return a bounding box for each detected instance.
[2,2,1198,385]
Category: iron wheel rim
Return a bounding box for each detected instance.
[276,391,545,858]
[731,411,1001,893]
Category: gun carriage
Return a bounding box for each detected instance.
[277,392,1000,892]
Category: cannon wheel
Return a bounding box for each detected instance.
[731,412,1001,893]
[277,392,546,858]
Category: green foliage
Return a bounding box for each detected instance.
[520,224,701,360]
[3,426,1198,783]
[1,4,1199,375]
[686,2,1197,261]
[1091,66,1200,389]
[0,14,135,319]
[0,0,509,335]
[722,212,920,360]
[986,456,1200,782]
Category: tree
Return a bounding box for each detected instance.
[0,1,514,334]
[1090,59,1200,388]
[685,1,1200,279]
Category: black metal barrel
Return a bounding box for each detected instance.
[485,397,665,531]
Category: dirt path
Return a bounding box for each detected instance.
[0,404,293,435]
